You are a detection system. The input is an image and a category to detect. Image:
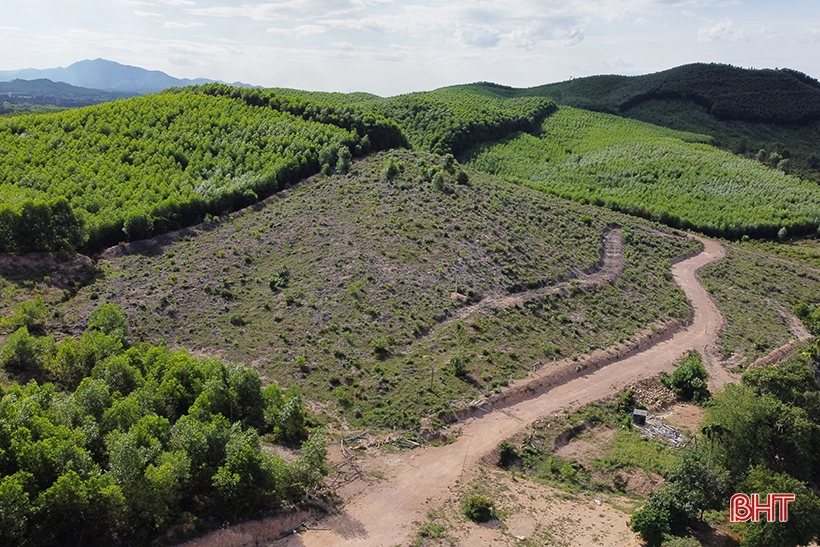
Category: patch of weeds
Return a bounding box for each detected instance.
[462,494,495,523]
[269,267,290,292]
[498,440,520,469]
[370,336,392,359]
[229,313,247,327]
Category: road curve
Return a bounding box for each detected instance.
[291,236,728,547]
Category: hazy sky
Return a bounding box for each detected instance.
[3,0,819,95]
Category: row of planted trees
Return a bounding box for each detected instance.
[0,302,326,546]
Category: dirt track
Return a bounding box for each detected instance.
[452,227,625,321]
[283,236,729,546]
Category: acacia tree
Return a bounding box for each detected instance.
[740,467,820,547]
[0,473,31,547]
[88,303,129,345]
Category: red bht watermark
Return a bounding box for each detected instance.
[730,493,796,523]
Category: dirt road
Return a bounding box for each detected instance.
[452,227,625,321]
[286,236,728,547]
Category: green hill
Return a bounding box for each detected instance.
[523,63,820,173]
[0,90,403,253]
[190,83,556,157]
[2,68,820,255]
[466,107,820,239]
[528,63,820,124]
[0,84,555,254]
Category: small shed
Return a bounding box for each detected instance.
[632,408,648,426]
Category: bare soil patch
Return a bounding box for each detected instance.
[554,425,616,464]
[657,403,707,434]
[435,468,642,547]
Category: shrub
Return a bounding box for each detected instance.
[630,502,671,547]
[122,210,154,241]
[0,327,39,372]
[336,147,352,174]
[442,154,456,173]
[269,267,290,292]
[432,171,446,192]
[1,296,48,334]
[417,521,446,539]
[615,388,637,414]
[660,351,709,402]
[371,337,392,359]
[450,354,467,378]
[462,494,494,523]
[795,301,820,336]
[275,388,308,443]
[622,226,634,244]
[88,303,129,344]
[381,158,401,181]
[498,440,519,468]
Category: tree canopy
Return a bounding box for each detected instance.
[0,303,326,546]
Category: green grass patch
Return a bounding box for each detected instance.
[512,400,678,493]
[593,428,677,476]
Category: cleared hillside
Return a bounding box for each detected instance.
[52,151,698,429]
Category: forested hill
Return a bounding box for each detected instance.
[516,63,820,171]
[0,85,554,254]
[527,63,820,125]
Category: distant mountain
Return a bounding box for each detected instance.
[0,59,250,94]
[0,78,135,107]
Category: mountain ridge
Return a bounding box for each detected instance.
[0,78,136,107]
[0,58,252,94]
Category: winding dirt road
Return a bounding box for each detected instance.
[452,228,625,321]
[285,236,728,547]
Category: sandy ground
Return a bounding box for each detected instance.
[409,467,645,547]
[657,403,707,435]
[266,236,731,547]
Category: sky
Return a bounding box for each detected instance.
[2,0,819,96]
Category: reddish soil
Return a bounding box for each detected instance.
[658,403,708,434]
